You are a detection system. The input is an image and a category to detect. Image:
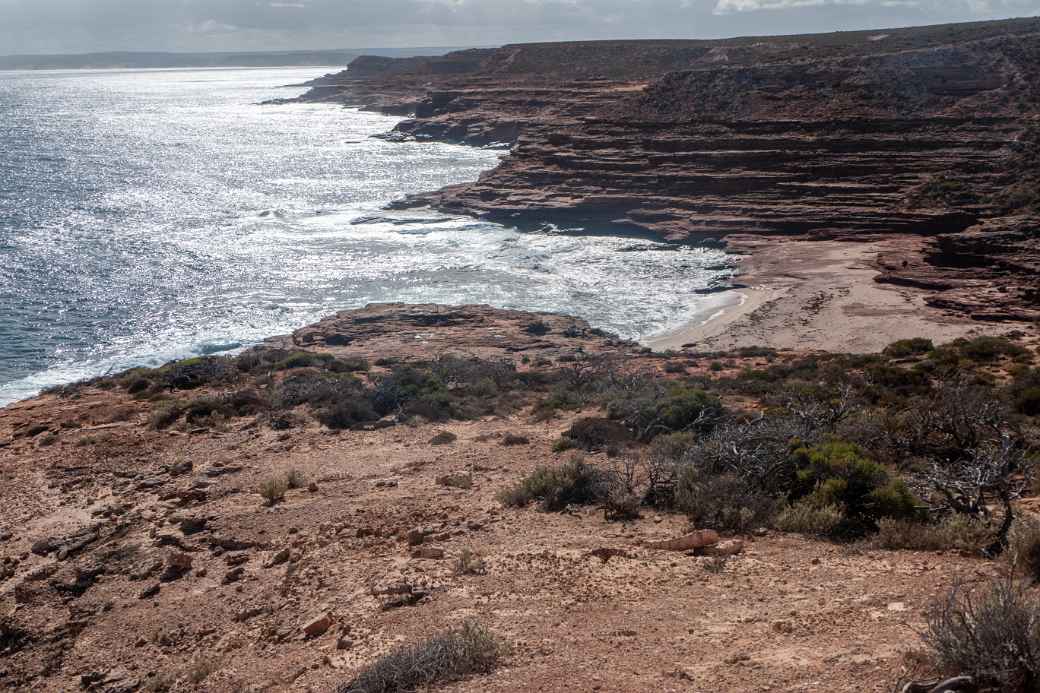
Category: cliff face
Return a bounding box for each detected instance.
[295,18,1040,321]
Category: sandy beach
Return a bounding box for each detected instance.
[645,236,1018,354]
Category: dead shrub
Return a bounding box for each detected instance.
[675,468,778,532]
[919,575,1040,692]
[337,619,502,693]
[285,468,307,490]
[454,549,487,576]
[149,402,183,430]
[563,417,631,451]
[259,475,289,506]
[437,473,473,490]
[1009,515,1040,582]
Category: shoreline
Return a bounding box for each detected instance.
[644,236,1020,354]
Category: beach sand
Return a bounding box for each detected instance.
[645,236,1016,354]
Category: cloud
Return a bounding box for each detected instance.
[0,0,1035,54]
[714,0,1031,13]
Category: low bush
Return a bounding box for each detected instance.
[607,383,722,441]
[774,501,844,536]
[524,320,550,336]
[883,338,934,359]
[642,431,696,507]
[675,469,778,532]
[501,433,529,446]
[268,372,365,411]
[497,457,607,512]
[156,356,238,391]
[1009,515,1040,582]
[429,431,457,445]
[562,417,631,451]
[437,473,473,490]
[285,468,307,490]
[1015,387,1040,417]
[872,516,993,552]
[955,336,1028,364]
[149,402,184,430]
[337,619,502,693]
[316,398,380,430]
[790,441,920,537]
[259,475,289,506]
[920,576,1040,692]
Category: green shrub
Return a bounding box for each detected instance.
[337,620,501,693]
[956,336,1028,363]
[675,469,778,532]
[607,384,722,441]
[774,501,844,536]
[156,356,238,390]
[883,338,934,358]
[790,441,920,537]
[532,386,585,420]
[497,457,606,512]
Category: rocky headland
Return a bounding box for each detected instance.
[289,17,1040,327]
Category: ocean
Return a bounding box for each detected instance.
[0,66,732,406]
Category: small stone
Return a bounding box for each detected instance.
[336,635,353,650]
[223,567,245,584]
[307,481,319,493]
[265,548,290,568]
[159,552,192,582]
[302,612,333,638]
[406,528,426,546]
[138,582,160,599]
[410,546,445,560]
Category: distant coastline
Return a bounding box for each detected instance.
[0,46,468,71]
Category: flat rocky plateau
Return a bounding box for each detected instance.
[0,304,1036,692]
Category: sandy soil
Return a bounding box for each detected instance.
[0,391,998,693]
[646,237,1019,354]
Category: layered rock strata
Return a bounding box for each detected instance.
[290,18,1040,321]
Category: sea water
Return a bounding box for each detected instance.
[0,67,732,406]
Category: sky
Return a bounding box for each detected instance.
[0,0,1038,55]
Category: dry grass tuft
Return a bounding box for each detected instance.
[338,619,502,693]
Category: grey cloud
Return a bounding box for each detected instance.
[0,0,1035,54]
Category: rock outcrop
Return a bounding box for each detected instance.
[288,18,1040,321]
